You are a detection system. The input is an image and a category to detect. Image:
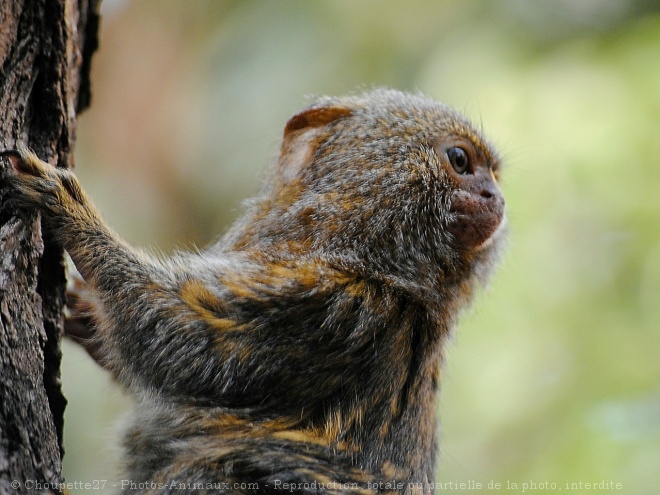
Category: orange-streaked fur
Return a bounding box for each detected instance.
[3,89,506,494]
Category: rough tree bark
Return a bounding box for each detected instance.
[0,1,99,493]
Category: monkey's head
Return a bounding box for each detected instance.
[230,89,506,300]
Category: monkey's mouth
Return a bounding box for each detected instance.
[448,212,504,250]
[472,215,507,251]
[447,192,505,250]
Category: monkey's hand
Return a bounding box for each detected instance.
[1,146,139,286]
[1,147,93,231]
[64,272,107,366]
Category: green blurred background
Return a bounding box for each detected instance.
[62,1,660,493]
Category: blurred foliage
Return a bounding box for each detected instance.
[63,1,660,493]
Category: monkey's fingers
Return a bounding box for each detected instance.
[63,313,95,341]
[1,147,49,176]
[1,147,87,220]
[63,315,105,365]
[64,303,106,367]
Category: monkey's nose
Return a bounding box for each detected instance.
[480,188,494,199]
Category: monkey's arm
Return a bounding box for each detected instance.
[2,148,157,289]
[2,148,387,408]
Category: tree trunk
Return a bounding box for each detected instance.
[0,0,99,493]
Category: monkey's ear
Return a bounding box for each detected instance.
[277,105,352,184]
[283,105,352,136]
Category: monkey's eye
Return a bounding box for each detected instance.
[447,147,470,174]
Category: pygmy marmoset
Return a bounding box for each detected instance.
[3,88,506,494]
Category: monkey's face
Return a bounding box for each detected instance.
[238,89,506,291]
[433,136,506,252]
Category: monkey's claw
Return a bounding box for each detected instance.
[1,147,47,177]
